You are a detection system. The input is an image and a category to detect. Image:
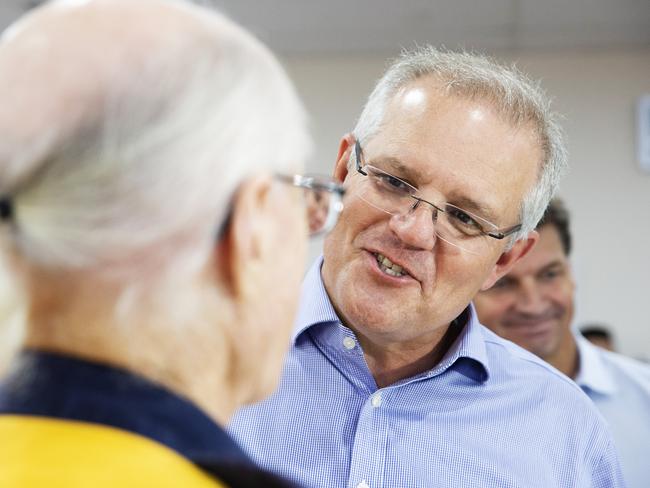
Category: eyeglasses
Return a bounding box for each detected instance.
[354,141,521,254]
[276,174,346,236]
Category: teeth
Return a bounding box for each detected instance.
[375,253,406,277]
[384,267,402,277]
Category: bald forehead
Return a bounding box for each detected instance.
[392,75,542,136]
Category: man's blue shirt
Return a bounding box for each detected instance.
[575,334,650,488]
[229,258,624,488]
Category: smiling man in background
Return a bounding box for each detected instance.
[474,198,650,488]
[229,47,625,487]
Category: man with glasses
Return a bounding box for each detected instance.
[230,47,624,487]
[474,199,650,488]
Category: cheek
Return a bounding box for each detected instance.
[432,250,493,297]
[323,202,369,265]
[552,282,575,311]
[335,190,384,236]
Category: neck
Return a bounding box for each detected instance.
[544,329,579,379]
[22,270,239,425]
[359,320,462,388]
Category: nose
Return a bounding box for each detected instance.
[388,200,437,250]
[516,278,546,314]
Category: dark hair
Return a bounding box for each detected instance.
[536,198,571,256]
[580,325,613,342]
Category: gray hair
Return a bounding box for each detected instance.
[352,46,567,241]
[0,0,310,281]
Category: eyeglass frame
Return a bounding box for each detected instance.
[217,173,346,241]
[275,173,346,236]
[354,140,521,241]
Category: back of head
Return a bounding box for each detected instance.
[0,0,309,281]
[353,46,567,241]
[0,0,312,416]
[580,324,616,352]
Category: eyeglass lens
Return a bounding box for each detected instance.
[303,185,344,236]
[353,180,484,255]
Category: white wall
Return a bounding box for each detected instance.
[1,49,647,362]
[283,49,650,360]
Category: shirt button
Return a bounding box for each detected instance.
[343,337,356,350]
[356,481,370,488]
[371,392,382,408]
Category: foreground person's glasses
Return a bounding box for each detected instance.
[276,174,346,236]
[354,141,521,254]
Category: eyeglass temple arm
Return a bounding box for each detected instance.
[355,140,367,176]
[488,224,522,240]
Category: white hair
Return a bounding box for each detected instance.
[352,46,567,241]
[0,0,310,283]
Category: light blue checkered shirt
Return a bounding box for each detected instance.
[229,258,625,488]
[575,334,650,488]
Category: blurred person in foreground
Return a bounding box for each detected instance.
[475,198,650,488]
[0,0,345,486]
[229,47,625,487]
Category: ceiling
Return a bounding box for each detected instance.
[1,0,649,56]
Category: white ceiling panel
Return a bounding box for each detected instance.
[1,0,648,55]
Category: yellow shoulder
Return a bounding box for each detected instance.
[0,415,227,488]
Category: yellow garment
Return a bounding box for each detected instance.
[0,415,226,487]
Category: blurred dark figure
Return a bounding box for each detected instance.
[581,325,616,352]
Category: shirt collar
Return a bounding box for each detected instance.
[431,304,490,383]
[293,256,490,383]
[574,334,617,396]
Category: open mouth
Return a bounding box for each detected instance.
[373,252,410,278]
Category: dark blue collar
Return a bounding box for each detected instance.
[0,350,252,467]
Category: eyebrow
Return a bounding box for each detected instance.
[446,195,500,225]
[370,156,423,186]
[537,260,566,275]
[368,153,500,224]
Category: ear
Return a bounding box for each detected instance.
[480,231,539,291]
[333,133,356,183]
[214,175,276,299]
